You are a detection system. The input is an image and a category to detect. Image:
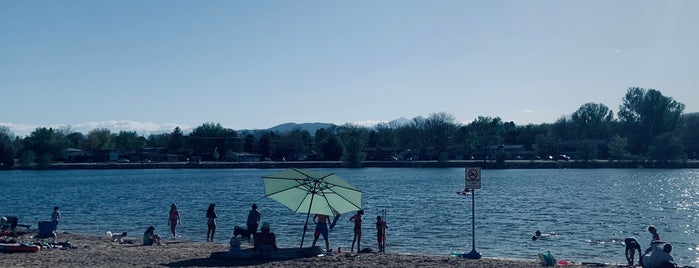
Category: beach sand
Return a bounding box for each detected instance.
[0,232,625,268]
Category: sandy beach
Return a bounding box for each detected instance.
[0,231,633,268]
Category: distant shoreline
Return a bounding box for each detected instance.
[3,160,698,170]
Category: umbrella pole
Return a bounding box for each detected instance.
[300,185,318,248]
[300,208,312,248]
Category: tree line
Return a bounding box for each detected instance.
[1,87,697,168]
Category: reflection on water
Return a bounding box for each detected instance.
[2,168,698,265]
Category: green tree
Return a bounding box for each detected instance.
[468,116,504,160]
[23,127,69,163]
[64,131,86,150]
[276,129,313,160]
[87,128,114,151]
[517,124,548,152]
[553,116,576,140]
[188,122,238,160]
[169,127,185,154]
[113,131,146,152]
[571,102,614,139]
[680,113,699,159]
[502,121,519,145]
[257,132,272,159]
[318,134,343,161]
[0,126,16,167]
[532,125,557,157]
[243,134,256,153]
[618,87,685,155]
[314,128,331,145]
[337,124,368,167]
[648,132,686,162]
[607,134,629,162]
[425,112,458,162]
[19,150,36,166]
[147,133,171,148]
[403,117,431,160]
[575,141,599,162]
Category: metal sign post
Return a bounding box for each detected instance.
[464,167,481,259]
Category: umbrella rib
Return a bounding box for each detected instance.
[322,185,362,210]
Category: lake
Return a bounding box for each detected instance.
[1,168,698,265]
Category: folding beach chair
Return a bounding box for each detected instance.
[35,221,56,242]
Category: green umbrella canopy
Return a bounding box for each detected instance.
[262,168,362,216]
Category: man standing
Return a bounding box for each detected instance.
[311,214,331,253]
[247,204,261,233]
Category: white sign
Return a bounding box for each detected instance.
[465,167,481,189]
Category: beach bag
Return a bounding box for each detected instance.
[538,251,556,267]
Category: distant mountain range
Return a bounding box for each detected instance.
[239,118,414,135]
[268,122,337,133]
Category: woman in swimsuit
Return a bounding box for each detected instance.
[168,203,181,239]
[349,209,364,253]
[206,203,217,242]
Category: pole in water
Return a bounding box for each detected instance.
[464,189,481,259]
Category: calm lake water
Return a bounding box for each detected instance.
[2,168,698,265]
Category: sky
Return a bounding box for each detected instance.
[1,1,697,137]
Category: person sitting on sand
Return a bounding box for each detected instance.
[645,225,661,254]
[625,237,642,266]
[143,226,162,246]
[253,222,277,253]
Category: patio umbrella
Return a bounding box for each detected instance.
[262,168,362,248]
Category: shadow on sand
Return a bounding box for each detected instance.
[163,247,323,267]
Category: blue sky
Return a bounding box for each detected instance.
[2,1,697,137]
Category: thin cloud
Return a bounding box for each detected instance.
[352,120,388,127]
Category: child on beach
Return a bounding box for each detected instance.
[206,203,217,242]
[648,225,660,241]
[376,215,388,253]
[51,206,61,231]
[645,225,661,255]
[168,203,181,239]
[349,209,364,253]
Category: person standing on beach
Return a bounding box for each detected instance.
[349,209,364,253]
[376,215,388,253]
[247,204,261,234]
[168,203,181,239]
[311,214,331,253]
[51,206,61,231]
[206,203,217,242]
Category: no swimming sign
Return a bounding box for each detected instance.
[465,167,481,189]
